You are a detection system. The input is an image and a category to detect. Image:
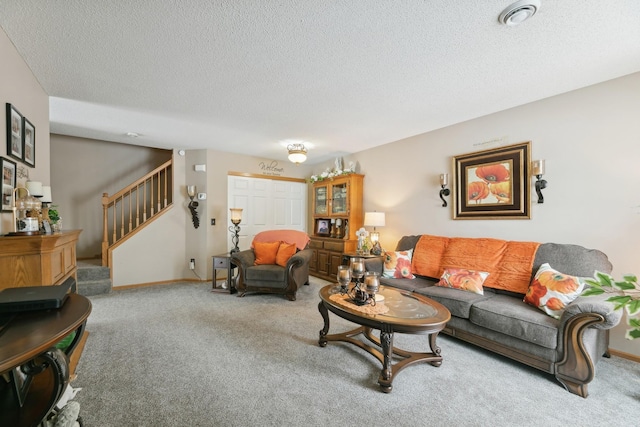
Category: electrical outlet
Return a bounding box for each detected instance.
[189,258,195,270]
[211,218,215,225]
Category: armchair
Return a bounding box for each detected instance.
[231,230,313,301]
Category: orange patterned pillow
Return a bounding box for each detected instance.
[524,263,585,319]
[436,268,489,295]
[383,249,415,279]
[254,241,281,265]
[276,242,297,267]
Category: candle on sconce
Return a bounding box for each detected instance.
[440,173,448,186]
[532,160,545,176]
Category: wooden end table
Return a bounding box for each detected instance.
[318,284,450,393]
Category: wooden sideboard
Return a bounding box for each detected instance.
[0,230,81,291]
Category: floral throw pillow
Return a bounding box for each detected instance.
[524,263,585,319]
[436,268,489,295]
[382,249,415,279]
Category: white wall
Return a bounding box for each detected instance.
[307,72,639,356]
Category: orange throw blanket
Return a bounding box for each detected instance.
[252,230,310,251]
[412,235,540,294]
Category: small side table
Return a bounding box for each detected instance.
[341,252,384,266]
[211,253,237,294]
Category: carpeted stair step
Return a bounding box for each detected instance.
[76,260,112,296]
[77,278,112,296]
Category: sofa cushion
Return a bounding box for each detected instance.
[414,286,493,319]
[382,249,415,279]
[532,243,613,278]
[469,294,559,349]
[246,264,285,282]
[524,263,585,319]
[276,242,297,267]
[411,234,449,278]
[380,277,434,293]
[254,241,281,265]
[436,268,489,295]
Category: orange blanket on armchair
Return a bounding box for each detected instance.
[411,234,540,294]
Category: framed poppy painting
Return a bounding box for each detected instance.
[452,141,530,219]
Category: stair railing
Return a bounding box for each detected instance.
[101,159,173,267]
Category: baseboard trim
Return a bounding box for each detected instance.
[608,348,640,363]
[114,278,208,290]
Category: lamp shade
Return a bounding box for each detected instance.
[25,181,43,197]
[41,186,52,203]
[230,208,243,223]
[532,159,545,176]
[364,212,385,228]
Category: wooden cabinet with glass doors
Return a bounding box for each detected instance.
[309,174,364,281]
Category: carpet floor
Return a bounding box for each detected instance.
[73,278,640,426]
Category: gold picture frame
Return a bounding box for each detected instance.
[452,142,530,220]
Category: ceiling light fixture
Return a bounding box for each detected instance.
[287,143,307,164]
[499,0,541,26]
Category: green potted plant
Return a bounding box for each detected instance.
[583,272,640,339]
[47,206,61,232]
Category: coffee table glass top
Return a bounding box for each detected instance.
[321,284,446,324]
[378,286,438,319]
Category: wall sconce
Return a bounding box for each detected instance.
[187,185,200,228]
[229,208,243,254]
[364,211,385,255]
[532,160,547,204]
[439,173,450,207]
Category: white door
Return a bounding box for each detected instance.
[228,176,307,252]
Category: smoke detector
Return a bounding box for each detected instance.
[499,0,541,26]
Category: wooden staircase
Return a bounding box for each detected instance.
[101,159,173,268]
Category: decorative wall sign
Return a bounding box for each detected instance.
[258,160,284,176]
[452,141,530,219]
[1,157,17,212]
[6,103,23,163]
[23,117,35,167]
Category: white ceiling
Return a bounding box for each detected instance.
[1,1,640,165]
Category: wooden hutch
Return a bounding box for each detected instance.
[309,174,364,281]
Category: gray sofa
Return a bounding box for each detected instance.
[364,235,622,398]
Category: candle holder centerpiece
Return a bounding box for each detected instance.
[342,257,378,306]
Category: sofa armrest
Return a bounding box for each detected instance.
[231,249,255,269]
[561,293,622,330]
[288,248,313,268]
[555,292,623,397]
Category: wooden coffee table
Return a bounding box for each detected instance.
[318,284,451,393]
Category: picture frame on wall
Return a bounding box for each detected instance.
[1,157,17,212]
[6,103,23,163]
[23,117,35,167]
[452,141,531,220]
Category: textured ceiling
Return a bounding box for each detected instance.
[1,1,640,165]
